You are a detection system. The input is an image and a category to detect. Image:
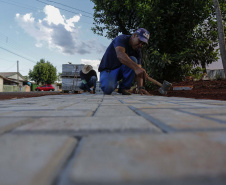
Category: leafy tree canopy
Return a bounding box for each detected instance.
[91,0,226,82]
[29,59,57,85]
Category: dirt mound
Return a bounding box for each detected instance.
[150,79,226,101]
[0,92,63,100]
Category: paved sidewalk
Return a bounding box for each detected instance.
[0,94,226,185]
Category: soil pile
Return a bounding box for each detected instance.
[0,92,63,100]
[150,79,226,101]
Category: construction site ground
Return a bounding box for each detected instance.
[150,79,226,101]
[0,92,226,185]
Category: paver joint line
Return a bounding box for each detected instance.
[91,103,102,117]
[56,137,85,185]
[128,105,178,133]
[177,109,226,125]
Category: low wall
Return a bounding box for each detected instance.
[206,69,225,79]
[3,85,30,92]
[0,78,3,92]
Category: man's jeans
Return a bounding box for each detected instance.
[79,76,97,91]
[100,56,137,95]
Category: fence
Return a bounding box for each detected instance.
[3,85,30,92]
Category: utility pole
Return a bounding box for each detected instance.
[17,60,19,90]
[213,0,226,77]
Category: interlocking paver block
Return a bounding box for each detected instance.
[0,117,31,135]
[0,135,77,185]
[140,108,226,130]
[181,108,226,115]
[14,116,160,133]
[68,132,226,185]
[2,110,94,117]
[95,105,137,116]
[63,103,99,110]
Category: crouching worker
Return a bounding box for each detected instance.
[98,28,150,95]
[79,65,97,94]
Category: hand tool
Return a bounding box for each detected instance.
[146,76,172,95]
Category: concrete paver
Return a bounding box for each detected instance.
[0,134,77,185]
[140,108,226,130]
[94,105,137,116]
[68,133,226,185]
[0,94,226,185]
[14,116,160,134]
[2,109,94,117]
[0,117,31,135]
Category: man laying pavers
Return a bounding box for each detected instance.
[98,28,150,95]
[79,65,97,94]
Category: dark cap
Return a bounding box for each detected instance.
[135,28,150,44]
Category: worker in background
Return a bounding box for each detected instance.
[98,28,150,95]
[79,65,97,94]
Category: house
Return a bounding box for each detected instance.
[206,56,225,79]
[0,72,30,92]
[0,72,25,82]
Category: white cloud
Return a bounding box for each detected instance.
[43,5,64,25]
[15,5,106,55]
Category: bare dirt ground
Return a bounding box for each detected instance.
[150,79,226,101]
[0,92,63,100]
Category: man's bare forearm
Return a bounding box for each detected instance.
[115,46,147,79]
[117,51,140,70]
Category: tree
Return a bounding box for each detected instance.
[91,0,225,81]
[29,59,57,85]
[57,72,62,82]
[213,0,226,76]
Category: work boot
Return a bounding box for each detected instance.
[118,88,131,95]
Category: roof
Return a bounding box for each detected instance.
[0,72,20,78]
[0,74,19,84]
[0,72,26,81]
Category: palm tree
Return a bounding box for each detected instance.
[213,0,226,77]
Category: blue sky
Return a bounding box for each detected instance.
[0,0,111,77]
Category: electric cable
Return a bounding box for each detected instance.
[2,61,17,72]
[44,0,93,15]
[0,57,16,62]
[0,34,38,64]
[36,0,93,19]
[0,46,36,64]
[0,0,37,11]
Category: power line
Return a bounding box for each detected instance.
[0,33,38,63]
[44,0,93,15]
[0,57,16,62]
[0,0,93,24]
[2,61,17,72]
[0,0,37,11]
[36,0,93,19]
[0,46,36,64]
